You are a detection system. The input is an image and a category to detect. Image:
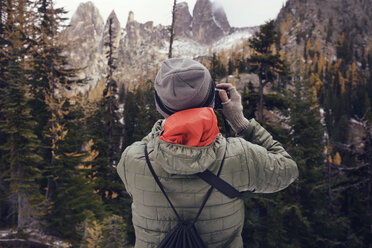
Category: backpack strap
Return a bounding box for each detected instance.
[144,145,182,222]
[197,170,253,199]
[144,144,226,224]
[192,150,225,225]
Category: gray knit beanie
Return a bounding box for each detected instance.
[154,58,215,118]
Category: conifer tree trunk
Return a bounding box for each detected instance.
[326,153,334,215]
[9,136,26,229]
[168,0,177,59]
[45,9,58,203]
[17,178,26,229]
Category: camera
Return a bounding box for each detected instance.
[214,89,230,110]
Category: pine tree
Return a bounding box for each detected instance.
[102,17,122,167]
[248,20,289,120]
[0,0,9,226]
[84,100,127,216]
[31,0,64,202]
[99,215,128,248]
[84,16,128,218]
[123,80,162,148]
[30,0,84,208]
[46,99,106,243]
[123,90,139,148]
[209,53,226,81]
[22,1,108,242]
[242,75,328,248]
[0,0,44,230]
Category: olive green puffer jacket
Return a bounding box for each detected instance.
[117,118,298,248]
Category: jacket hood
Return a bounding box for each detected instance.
[159,108,219,147]
[144,118,226,175]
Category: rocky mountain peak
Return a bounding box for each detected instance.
[100,10,122,53]
[174,2,192,38]
[70,1,104,36]
[211,2,230,34]
[107,10,118,21]
[127,11,135,24]
[124,11,140,47]
[192,0,231,44]
[61,1,253,95]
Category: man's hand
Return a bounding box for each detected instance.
[216,83,250,134]
[216,83,233,103]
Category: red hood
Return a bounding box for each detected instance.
[159,107,219,147]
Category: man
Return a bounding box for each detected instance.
[117,58,298,247]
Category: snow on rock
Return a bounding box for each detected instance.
[212,29,253,52]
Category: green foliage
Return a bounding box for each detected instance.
[248,20,291,120]
[102,16,122,167]
[242,79,327,248]
[123,80,162,148]
[84,102,127,215]
[99,215,128,248]
[0,0,45,229]
[289,81,324,167]
[84,85,129,240]
[80,215,128,248]
[0,54,45,229]
[45,101,106,242]
[209,53,227,81]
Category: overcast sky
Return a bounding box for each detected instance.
[55,0,287,28]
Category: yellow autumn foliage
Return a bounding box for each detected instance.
[347,61,358,89]
[85,220,103,248]
[333,152,342,166]
[83,139,100,162]
[309,73,324,92]
[328,155,333,164]
[338,71,347,94]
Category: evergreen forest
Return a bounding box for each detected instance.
[0,0,371,247]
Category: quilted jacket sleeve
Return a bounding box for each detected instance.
[117,146,132,197]
[238,119,298,193]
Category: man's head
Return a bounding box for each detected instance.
[154,58,215,118]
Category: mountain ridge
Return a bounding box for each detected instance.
[60,0,255,96]
[275,0,372,72]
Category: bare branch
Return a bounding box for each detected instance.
[331,179,370,193]
[329,163,369,172]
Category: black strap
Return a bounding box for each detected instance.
[197,170,252,199]
[145,145,182,221]
[192,151,225,224]
[144,144,226,224]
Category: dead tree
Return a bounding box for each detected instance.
[168,0,177,58]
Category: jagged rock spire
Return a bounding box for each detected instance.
[192,0,231,44]
[174,2,192,38]
[100,10,122,54]
[70,1,103,36]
